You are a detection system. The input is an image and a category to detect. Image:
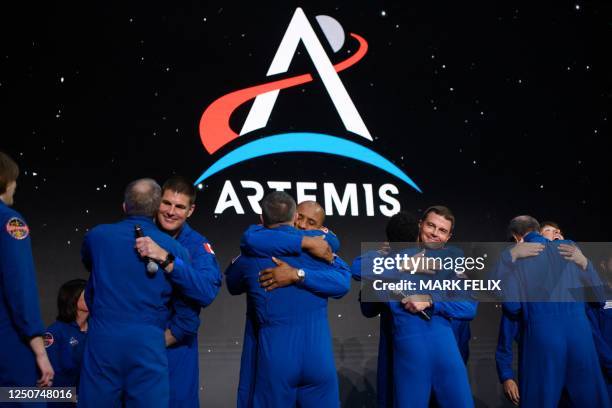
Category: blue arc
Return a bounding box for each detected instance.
[195,132,422,193]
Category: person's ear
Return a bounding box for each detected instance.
[122,202,127,214]
[187,204,195,218]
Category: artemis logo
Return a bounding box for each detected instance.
[196,8,422,215]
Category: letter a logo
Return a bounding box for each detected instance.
[240,7,372,140]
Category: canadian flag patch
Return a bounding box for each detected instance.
[203,242,215,255]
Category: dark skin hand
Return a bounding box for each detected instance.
[259,257,299,291]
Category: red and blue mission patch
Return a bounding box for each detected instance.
[5,217,29,240]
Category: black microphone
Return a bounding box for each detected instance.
[134,225,159,275]
[392,289,431,321]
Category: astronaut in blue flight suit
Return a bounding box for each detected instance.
[351,206,476,407]
[78,178,199,408]
[225,192,351,408]
[417,207,474,369]
[495,221,564,406]
[586,251,612,401]
[498,215,609,407]
[350,211,418,408]
[351,252,394,408]
[134,176,221,408]
[588,301,612,401]
[45,279,88,407]
[0,151,54,398]
[233,200,341,408]
[495,313,521,406]
[359,244,476,408]
[500,304,612,407]
[359,206,476,408]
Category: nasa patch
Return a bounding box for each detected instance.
[319,227,329,233]
[5,217,29,240]
[43,332,54,348]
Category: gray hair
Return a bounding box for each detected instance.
[508,215,540,239]
[124,178,161,217]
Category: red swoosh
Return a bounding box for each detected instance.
[199,33,368,154]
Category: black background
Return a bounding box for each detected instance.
[1,1,611,405]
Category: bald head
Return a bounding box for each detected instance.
[508,215,540,242]
[124,178,161,217]
[296,201,325,230]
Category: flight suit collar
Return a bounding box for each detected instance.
[125,215,156,227]
[524,231,548,243]
[273,224,297,233]
[175,222,192,242]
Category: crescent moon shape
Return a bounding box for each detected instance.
[315,15,345,53]
[194,133,422,193]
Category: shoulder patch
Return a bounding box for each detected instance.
[43,332,54,348]
[6,217,29,240]
[319,227,329,233]
[203,242,215,255]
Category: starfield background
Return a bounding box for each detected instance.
[1,1,611,405]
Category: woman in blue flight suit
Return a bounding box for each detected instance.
[45,279,88,407]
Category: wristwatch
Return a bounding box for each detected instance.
[296,268,306,283]
[159,252,175,269]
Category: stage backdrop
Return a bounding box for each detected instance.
[2,0,610,406]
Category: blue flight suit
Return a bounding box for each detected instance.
[450,319,471,364]
[495,313,521,385]
[45,320,87,407]
[351,252,394,408]
[358,247,477,408]
[586,302,612,401]
[355,247,476,408]
[226,224,350,408]
[235,224,342,408]
[78,216,198,408]
[497,300,611,402]
[0,201,45,400]
[165,222,222,408]
[500,232,609,407]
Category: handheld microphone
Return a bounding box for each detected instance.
[134,225,159,275]
[392,289,431,321]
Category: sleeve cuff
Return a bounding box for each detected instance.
[168,323,187,343]
[22,321,45,340]
[429,294,444,314]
